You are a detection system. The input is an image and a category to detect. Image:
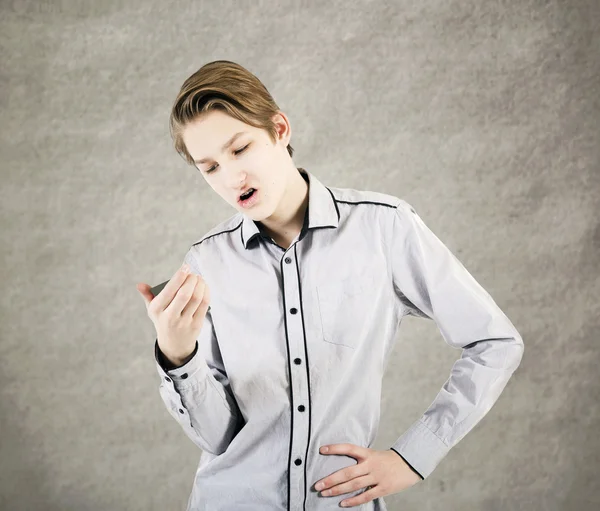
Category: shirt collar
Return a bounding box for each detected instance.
[241,167,340,249]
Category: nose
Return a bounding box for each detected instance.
[228,167,248,190]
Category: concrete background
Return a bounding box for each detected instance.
[1,0,598,510]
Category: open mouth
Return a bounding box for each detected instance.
[238,188,259,206]
[239,188,255,200]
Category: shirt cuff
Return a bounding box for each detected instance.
[389,448,425,480]
[154,339,208,389]
[390,418,450,480]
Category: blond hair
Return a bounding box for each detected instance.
[169,60,294,166]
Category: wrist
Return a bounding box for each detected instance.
[158,342,197,369]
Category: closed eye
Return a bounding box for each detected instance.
[204,144,250,174]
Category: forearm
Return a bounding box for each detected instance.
[155,339,244,455]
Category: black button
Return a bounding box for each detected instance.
[290,308,297,314]
[181,373,188,379]
[285,257,292,264]
[294,358,301,364]
[178,409,184,414]
[165,376,171,382]
[294,458,302,466]
[298,405,305,412]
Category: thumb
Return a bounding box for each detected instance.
[136,282,154,308]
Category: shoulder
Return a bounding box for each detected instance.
[180,213,243,273]
[327,184,417,222]
[327,184,402,209]
[189,213,244,248]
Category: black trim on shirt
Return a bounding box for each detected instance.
[390,447,425,480]
[155,338,199,372]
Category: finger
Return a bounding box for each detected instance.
[321,443,367,461]
[137,283,155,307]
[180,274,208,318]
[339,484,380,508]
[191,277,211,321]
[316,465,364,492]
[149,265,195,315]
[164,273,199,317]
[319,475,373,498]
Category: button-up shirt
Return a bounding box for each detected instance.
[152,167,524,511]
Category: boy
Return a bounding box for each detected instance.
[137,60,524,511]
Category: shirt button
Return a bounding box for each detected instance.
[294,358,302,365]
[178,409,184,414]
[165,376,171,382]
[181,373,188,379]
[285,257,292,264]
[298,405,305,412]
[290,307,298,314]
[294,458,302,466]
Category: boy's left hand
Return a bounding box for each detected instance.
[314,443,423,508]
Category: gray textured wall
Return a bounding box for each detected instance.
[1,1,598,510]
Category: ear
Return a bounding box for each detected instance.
[271,111,292,146]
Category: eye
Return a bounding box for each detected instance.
[204,144,250,174]
[234,143,250,155]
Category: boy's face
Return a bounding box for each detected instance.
[182,109,292,219]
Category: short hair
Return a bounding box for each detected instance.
[169,60,294,167]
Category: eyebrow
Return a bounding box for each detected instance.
[193,131,248,164]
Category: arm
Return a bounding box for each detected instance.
[385,200,524,480]
[154,250,245,456]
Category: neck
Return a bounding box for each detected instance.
[257,167,309,245]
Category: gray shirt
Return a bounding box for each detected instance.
[153,167,524,511]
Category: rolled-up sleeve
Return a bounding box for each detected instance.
[386,200,524,480]
[154,248,245,456]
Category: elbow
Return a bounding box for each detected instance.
[507,332,524,372]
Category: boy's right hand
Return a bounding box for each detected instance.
[136,263,211,365]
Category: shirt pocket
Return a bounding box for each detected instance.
[315,278,371,349]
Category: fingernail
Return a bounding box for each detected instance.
[181,264,191,273]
